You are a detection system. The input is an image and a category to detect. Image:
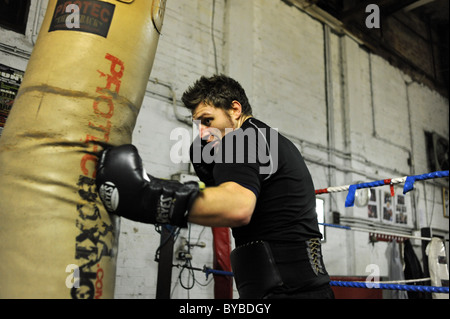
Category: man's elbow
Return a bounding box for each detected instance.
[219,182,256,227]
[229,206,253,227]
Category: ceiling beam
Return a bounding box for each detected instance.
[402,0,436,12]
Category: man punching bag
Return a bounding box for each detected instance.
[0,0,166,299]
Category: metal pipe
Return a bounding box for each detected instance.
[324,24,337,211]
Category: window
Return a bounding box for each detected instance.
[316,198,326,241]
[0,0,31,34]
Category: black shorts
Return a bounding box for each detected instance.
[267,239,332,296]
[265,283,335,299]
[230,239,334,299]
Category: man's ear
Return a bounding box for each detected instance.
[230,100,242,119]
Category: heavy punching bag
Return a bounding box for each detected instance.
[0,0,166,298]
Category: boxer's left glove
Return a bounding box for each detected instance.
[95,144,199,228]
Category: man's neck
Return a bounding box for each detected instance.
[236,115,253,129]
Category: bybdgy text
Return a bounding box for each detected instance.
[179,303,271,316]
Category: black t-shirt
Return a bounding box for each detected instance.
[212,118,322,246]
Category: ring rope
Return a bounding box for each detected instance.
[319,223,433,241]
[366,277,431,284]
[315,170,449,207]
[329,281,449,293]
[203,266,234,278]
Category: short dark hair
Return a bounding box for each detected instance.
[182,74,252,116]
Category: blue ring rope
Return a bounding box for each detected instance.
[320,223,351,230]
[330,281,449,293]
[345,170,448,207]
[403,170,449,193]
[204,268,234,277]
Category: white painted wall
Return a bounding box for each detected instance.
[1,0,448,299]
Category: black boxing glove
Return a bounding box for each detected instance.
[95,144,199,228]
[189,136,216,187]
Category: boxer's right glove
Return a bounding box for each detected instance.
[95,144,199,227]
[189,136,216,187]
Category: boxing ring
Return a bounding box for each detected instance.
[314,170,449,297]
[185,170,450,297]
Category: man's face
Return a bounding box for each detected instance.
[192,102,235,146]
